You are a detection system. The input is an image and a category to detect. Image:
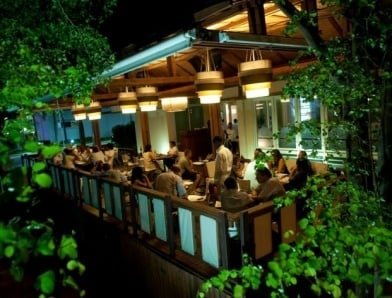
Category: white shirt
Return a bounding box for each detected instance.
[142,151,159,171]
[167,146,179,157]
[91,151,106,165]
[214,145,233,188]
[104,149,115,167]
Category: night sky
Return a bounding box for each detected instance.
[101,0,221,54]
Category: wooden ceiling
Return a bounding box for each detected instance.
[92,0,346,105]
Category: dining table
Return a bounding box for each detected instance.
[74,160,93,171]
[153,154,178,171]
[275,173,290,185]
[192,160,210,178]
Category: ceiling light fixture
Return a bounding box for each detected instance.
[195,48,224,104]
[238,49,272,98]
[136,86,158,112]
[161,96,188,112]
[72,104,86,121]
[86,101,102,120]
[118,87,138,114]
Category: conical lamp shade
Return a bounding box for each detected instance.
[161,96,188,112]
[195,71,224,104]
[238,54,272,98]
[118,90,138,114]
[136,86,158,111]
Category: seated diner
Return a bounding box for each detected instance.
[252,167,286,203]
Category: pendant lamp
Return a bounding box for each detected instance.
[72,104,86,121]
[195,48,224,104]
[136,86,158,111]
[86,101,102,120]
[238,49,272,98]
[118,87,138,114]
[161,96,188,112]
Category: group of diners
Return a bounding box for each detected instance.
[219,145,315,213]
[52,142,116,170]
[50,137,315,215]
[129,137,316,215]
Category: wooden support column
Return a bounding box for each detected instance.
[208,103,222,139]
[140,112,150,148]
[91,120,101,148]
[247,0,267,35]
[78,121,86,146]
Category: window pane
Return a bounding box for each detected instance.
[300,97,321,150]
[326,108,347,151]
[277,98,296,148]
[256,100,273,148]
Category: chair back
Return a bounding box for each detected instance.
[205,161,215,178]
[237,179,251,193]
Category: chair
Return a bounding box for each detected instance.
[240,201,274,261]
[237,179,251,193]
[243,161,258,190]
[177,151,185,163]
[205,161,215,179]
[272,202,297,245]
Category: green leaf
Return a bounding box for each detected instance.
[268,261,283,278]
[41,145,62,159]
[10,266,24,282]
[298,218,309,229]
[34,172,52,188]
[0,225,16,242]
[36,233,56,256]
[24,141,40,153]
[233,284,244,298]
[58,235,78,259]
[4,245,15,257]
[32,161,46,172]
[35,270,55,294]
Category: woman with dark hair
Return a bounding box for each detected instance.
[285,150,313,191]
[130,166,152,189]
[268,149,289,175]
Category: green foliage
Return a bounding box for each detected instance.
[266,179,392,297]
[254,153,270,170]
[0,0,117,296]
[196,254,263,298]
[197,0,392,296]
[275,0,392,194]
[0,220,85,296]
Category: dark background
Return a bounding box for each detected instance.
[101,0,222,55]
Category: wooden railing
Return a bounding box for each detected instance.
[46,162,299,275]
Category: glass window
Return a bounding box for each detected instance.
[277,98,296,148]
[256,100,273,148]
[326,108,347,151]
[299,97,321,150]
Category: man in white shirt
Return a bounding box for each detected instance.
[212,135,233,192]
[225,121,239,154]
[167,140,179,161]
